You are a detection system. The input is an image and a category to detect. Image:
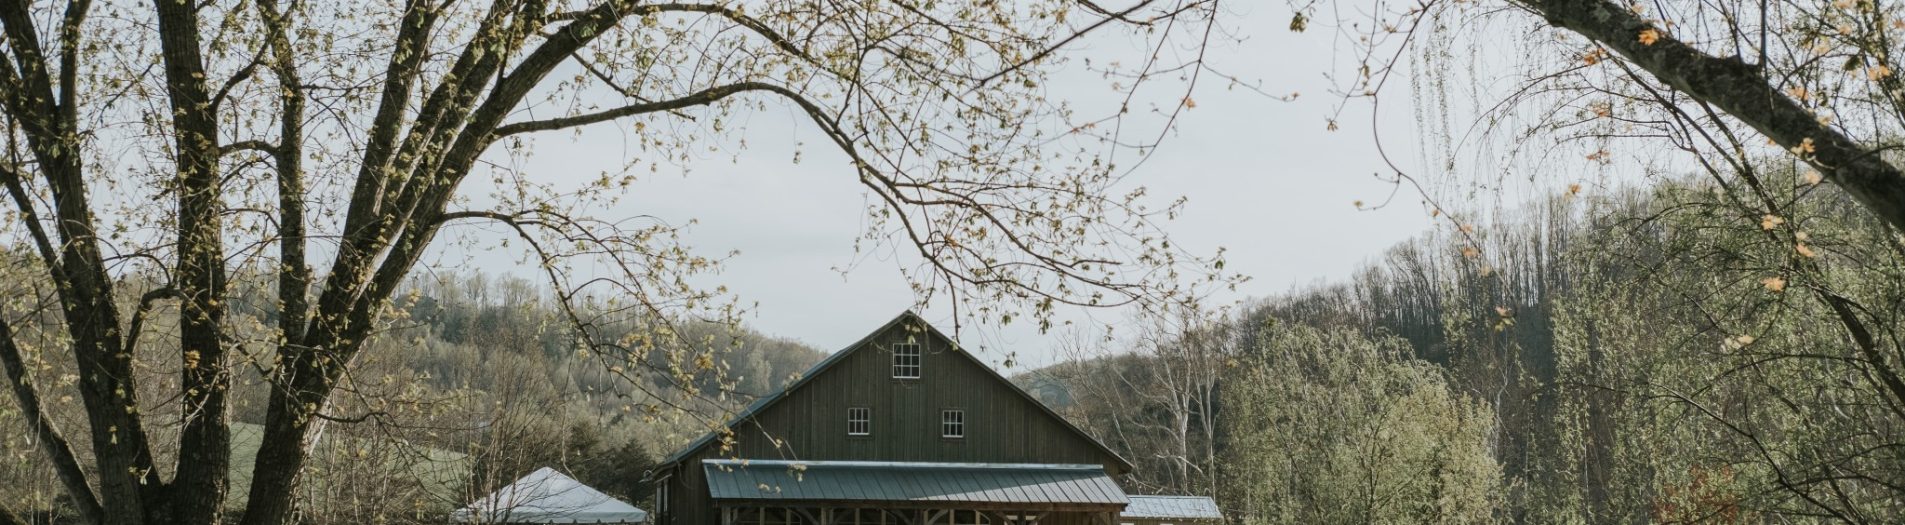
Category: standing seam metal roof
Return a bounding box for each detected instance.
[701,459,1129,507]
[1120,495,1223,520]
[451,467,649,524]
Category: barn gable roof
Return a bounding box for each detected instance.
[656,310,1132,473]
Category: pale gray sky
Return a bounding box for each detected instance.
[444,3,1448,371]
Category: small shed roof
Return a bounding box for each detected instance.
[452,467,648,524]
[1121,496,1222,520]
[702,459,1127,510]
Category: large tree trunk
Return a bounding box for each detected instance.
[153,0,233,522]
[240,367,333,525]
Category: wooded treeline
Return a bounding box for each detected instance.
[0,270,821,524]
[1035,160,1905,523]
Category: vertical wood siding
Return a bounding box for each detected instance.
[658,315,1125,524]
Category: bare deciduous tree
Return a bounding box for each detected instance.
[1051,304,1227,496]
[0,1,1231,523]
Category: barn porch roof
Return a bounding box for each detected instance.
[701,459,1128,510]
[1121,495,1222,520]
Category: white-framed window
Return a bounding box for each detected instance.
[942,409,965,438]
[892,342,922,378]
[848,407,871,436]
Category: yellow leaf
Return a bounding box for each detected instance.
[1790,137,1816,154]
[1638,28,1661,45]
[1183,97,1197,109]
[1804,170,1824,185]
[1760,276,1787,292]
[1760,214,1784,230]
[1796,243,1818,258]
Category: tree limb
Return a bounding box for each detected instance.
[220,139,277,157]
[258,0,310,347]
[0,315,102,525]
[1516,0,1905,231]
[55,0,89,130]
[0,162,63,282]
[122,286,177,359]
[494,81,787,137]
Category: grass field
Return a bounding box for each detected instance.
[225,422,471,511]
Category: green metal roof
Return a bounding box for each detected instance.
[701,459,1128,508]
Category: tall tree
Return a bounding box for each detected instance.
[0,1,1227,523]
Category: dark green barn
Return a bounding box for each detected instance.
[648,311,1137,525]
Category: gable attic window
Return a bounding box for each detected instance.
[892,342,922,379]
[848,407,871,436]
[942,409,965,438]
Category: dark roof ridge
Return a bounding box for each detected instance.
[703,459,1109,471]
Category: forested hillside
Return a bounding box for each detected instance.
[9,163,1898,524]
[1030,163,1905,522]
[0,271,823,522]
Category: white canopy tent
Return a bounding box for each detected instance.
[452,467,648,524]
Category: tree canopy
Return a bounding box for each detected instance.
[0,1,1227,524]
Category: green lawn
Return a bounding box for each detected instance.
[225,422,471,511]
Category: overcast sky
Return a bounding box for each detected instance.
[443,3,1456,372]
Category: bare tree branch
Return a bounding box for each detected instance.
[1516,0,1905,231]
[495,81,789,136]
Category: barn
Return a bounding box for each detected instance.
[648,311,1210,525]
